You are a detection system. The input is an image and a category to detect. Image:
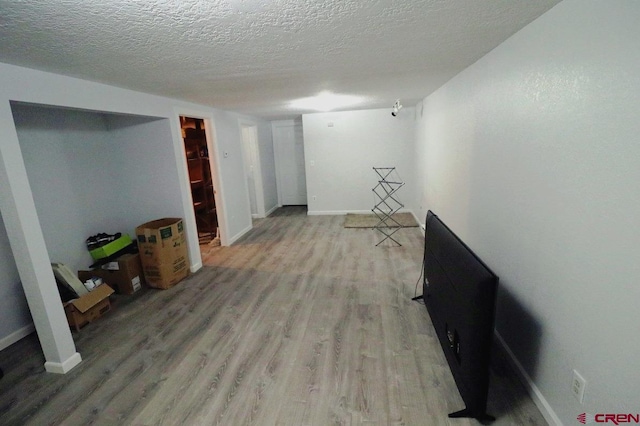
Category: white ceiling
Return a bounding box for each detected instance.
[0,0,561,119]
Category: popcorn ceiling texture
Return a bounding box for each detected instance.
[0,0,560,118]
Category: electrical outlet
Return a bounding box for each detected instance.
[572,370,587,404]
[312,195,317,201]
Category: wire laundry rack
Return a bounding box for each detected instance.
[372,167,405,246]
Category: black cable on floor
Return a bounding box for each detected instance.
[412,252,426,305]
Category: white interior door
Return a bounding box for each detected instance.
[274,123,307,205]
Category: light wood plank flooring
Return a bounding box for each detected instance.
[0,206,546,425]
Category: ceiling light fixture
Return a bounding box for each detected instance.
[289,91,365,112]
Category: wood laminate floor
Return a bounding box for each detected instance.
[0,206,547,425]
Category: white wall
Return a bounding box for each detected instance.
[209,110,253,240]
[413,1,640,423]
[303,108,415,215]
[0,62,273,366]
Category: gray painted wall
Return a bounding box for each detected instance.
[0,211,32,345]
[413,1,640,423]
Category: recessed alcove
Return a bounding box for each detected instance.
[10,102,186,273]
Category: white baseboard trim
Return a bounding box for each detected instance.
[410,210,426,236]
[228,224,253,245]
[494,331,562,426]
[44,351,82,374]
[190,261,203,273]
[0,323,35,351]
[265,204,279,217]
[307,209,370,216]
[307,208,415,216]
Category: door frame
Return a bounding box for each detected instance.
[239,120,266,218]
[175,109,229,249]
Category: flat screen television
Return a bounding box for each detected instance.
[420,210,498,422]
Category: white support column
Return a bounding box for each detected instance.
[0,102,81,373]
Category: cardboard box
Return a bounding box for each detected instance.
[89,234,133,260]
[64,284,114,332]
[79,253,145,295]
[135,218,189,289]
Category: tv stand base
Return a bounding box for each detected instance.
[448,408,495,424]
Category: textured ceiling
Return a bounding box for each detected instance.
[0,0,561,119]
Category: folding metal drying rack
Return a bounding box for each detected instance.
[372,167,405,246]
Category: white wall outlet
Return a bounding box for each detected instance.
[572,369,587,404]
[312,195,317,201]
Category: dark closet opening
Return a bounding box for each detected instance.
[180,116,219,245]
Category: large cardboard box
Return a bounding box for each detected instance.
[135,218,189,289]
[64,284,114,332]
[79,253,145,295]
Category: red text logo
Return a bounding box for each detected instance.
[578,413,640,425]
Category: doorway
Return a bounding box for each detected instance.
[240,123,265,218]
[180,116,219,245]
[273,120,307,206]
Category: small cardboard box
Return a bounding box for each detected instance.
[64,284,114,332]
[79,253,145,295]
[135,218,189,289]
[89,234,133,260]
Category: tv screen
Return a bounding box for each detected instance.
[422,211,498,422]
